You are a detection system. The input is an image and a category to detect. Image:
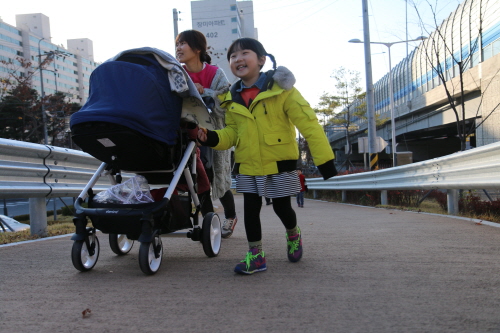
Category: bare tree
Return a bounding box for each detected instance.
[410,0,500,150]
[0,57,80,146]
[315,67,366,169]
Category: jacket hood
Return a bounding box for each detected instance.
[271,66,296,91]
[226,65,297,106]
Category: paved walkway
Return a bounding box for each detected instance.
[1,194,500,332]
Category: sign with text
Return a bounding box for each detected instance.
[358,137,388,153]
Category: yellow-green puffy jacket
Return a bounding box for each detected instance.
[206,67,336,179]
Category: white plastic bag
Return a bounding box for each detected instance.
[93,175,154,204]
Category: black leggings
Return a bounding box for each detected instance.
[219,189,236,219]
[243,193,297,242]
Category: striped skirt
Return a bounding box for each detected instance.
[235,171,302,198]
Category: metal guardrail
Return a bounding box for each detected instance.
[0,138,111,199]
[1,138,500,235]
[306,140,500,216]
[306,140,500,191]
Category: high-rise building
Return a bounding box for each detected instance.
[0,13,98,104]
[190,0,257,83]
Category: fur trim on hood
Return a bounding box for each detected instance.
[272,66,296,91]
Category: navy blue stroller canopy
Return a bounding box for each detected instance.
[71,47,214,145]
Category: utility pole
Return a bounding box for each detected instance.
[361,0,378,170]
[38,37,49,145]
[173,8,179,43]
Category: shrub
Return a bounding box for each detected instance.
[428,190,447,210]
[61,205,74,216]
[388,190,427,207]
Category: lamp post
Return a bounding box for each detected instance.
[173,9,180,44]
[349,36,427,167]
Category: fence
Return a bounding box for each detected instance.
[0,139,118,236]
[2,138,500,235]
[307,140,500,214]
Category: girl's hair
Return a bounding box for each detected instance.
[175,30,212,64]
[226,38,276,70]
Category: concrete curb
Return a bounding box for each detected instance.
[0,233,72,248]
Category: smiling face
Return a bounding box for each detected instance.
[229,47,266,87]
[175,40,200,64]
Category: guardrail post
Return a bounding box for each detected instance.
[447,189,459,215]
[29,198,47,237]
[313,190,317,199]
[381,190,388,205]
[342,190,347,203]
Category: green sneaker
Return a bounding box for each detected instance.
[286,226,303,262]
[234,248,267,275]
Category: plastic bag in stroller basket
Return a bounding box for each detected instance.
[94,175,154,204]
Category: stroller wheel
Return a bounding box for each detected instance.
[138,233,163,275]
[109,234,134,255]
[202,212,221,257]
[71,234,100,272]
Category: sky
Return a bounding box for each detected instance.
[1,0,462,107]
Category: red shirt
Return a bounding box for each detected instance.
[241,87,260,107]
[184,63,218,89]
[298,173,306,192]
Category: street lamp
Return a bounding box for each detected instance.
[349,36,427,167]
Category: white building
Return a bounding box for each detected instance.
[191,0,257,83]
[0,13,98,104]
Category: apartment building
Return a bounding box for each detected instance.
[0,13,98,104]
[191,0,257,83]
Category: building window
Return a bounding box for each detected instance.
[471,52,480,67]
[232,29,238,34]
[493,39,500,56]
[231,17,237,22]
[230,4,236,11]
[483,44,493,61]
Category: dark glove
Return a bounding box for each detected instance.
[317,160,338,180]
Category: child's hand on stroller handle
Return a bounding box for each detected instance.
[198,127,208,143]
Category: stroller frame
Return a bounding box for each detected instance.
[71,139,222,275]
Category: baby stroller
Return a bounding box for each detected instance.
[69,47,220,275]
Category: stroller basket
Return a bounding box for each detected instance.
[83,193,193,240]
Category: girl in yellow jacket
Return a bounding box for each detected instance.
[198,38,337,275]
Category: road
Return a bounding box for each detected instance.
[1,194,500,332]
[1,197,75,218]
